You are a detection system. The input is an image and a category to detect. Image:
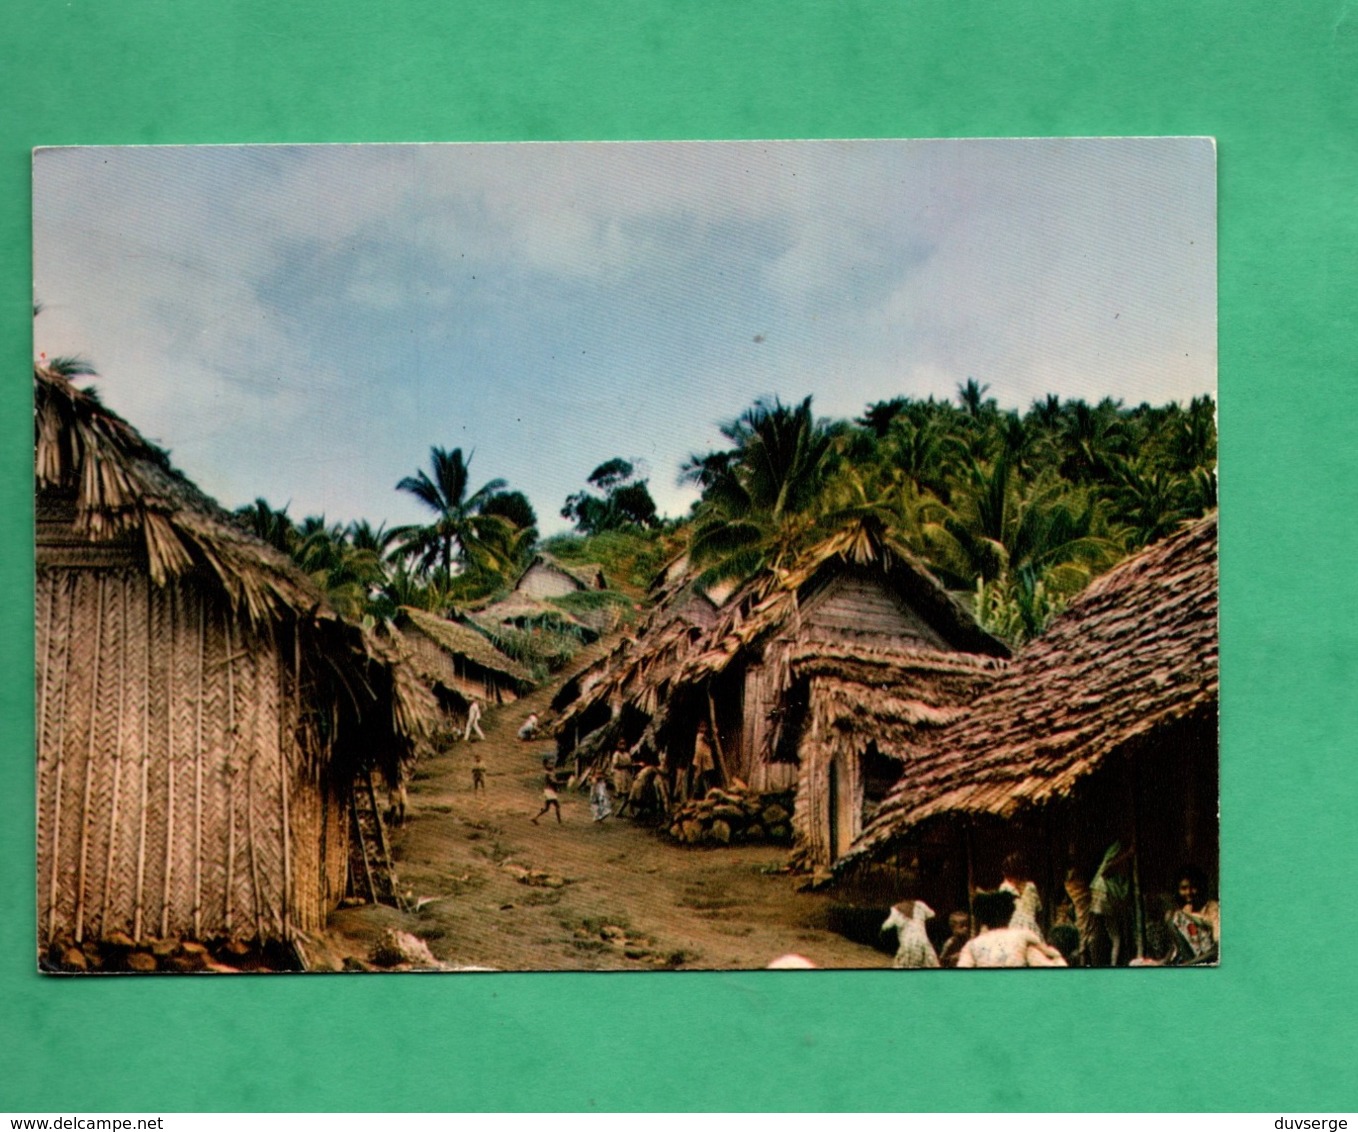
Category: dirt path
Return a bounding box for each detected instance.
[325,652,890,971]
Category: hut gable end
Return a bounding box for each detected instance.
[799,570,948,652]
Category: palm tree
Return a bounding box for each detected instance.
[293,516,388,622]
[682,396,835,586]
[235,498,297,557]
[394,447,513,578]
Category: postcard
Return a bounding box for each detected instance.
[32,138,1217,973]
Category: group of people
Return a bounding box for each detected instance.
[882,852,1220,968]
[530,747,630,825]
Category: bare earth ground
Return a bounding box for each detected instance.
[324,646,889,971]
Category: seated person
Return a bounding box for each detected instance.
[1164,865,1219,965]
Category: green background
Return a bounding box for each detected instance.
[2,0,1354,1112]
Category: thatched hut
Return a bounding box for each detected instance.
[469,589,602,644]
[784,641,1003,870]
[514,553,606,599]
[558,530,1009,863]
[394,606,534,723]
[551,568,722,765]
[835,513,1219,941]
[34,364,434,956]
[657,532,1007,788]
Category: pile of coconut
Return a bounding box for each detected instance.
[664,781,793,846]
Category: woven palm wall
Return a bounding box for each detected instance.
[36,567,343,945]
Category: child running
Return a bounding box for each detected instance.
[531,758,562,824]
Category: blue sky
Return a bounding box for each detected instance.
[33,139,1216,535]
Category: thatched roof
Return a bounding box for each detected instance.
[515,552,605,592]
[556,529,1007,756]
[838,512,1218,871]
[35,364,318,624]
[553,569,720,730]
[791,641,1005,766]
[34,364,439,771]
[398,606,533,685]
[673,529,1011,688]
[470,590,600,640]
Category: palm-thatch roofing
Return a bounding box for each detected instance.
[553,567,721,730]
[470,589,600,640]
[515,552,606,592]
[671,528,1011,687]
[35,363,439,765]
[35,364,320,626]
[837,511,1218,872]
[790,641,1006,766]
[397,605,533,686]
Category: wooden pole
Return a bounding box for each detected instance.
[246,745,265,939]
[964,819,976,934]
[132,581,153,942]
[73,575,104,944]
[351,797,377,903]
[100,582,129,937]
[193,598,205,939]
[159,589,177,939]
[1128,761,1146,961]
[705,686,728,785]
[36,571,56,766]
[46,575,74,943]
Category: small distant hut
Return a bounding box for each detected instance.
[34,365,434,956]
[394,605,534,728]
[835,513,1219,944]
[514,553,606,599]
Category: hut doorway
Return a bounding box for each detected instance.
[829,754,854,862]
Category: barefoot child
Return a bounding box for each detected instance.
[531,759,562,824]
[471,749,486,793]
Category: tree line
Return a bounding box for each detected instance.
[234,380,1215,646]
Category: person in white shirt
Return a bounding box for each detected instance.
[957,890,1066,968]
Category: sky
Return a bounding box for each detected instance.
[32,138,1216,535]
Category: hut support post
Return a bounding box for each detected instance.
[964,819,976,933]
[351,800,377,903]
[278,634,294,938]
[224,613,237,936]
[74,576,105,943]
[705,687,728,784]
[1128,763,1146,961]
[246,749,265,938]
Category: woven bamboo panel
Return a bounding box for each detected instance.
[36,567,332,945]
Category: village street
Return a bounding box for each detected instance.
[326,650,890,971]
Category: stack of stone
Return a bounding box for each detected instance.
[42,931,260,973]
[665,783,793,846]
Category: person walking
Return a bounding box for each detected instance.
[531,759,562,825]
[463,698,485,742]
